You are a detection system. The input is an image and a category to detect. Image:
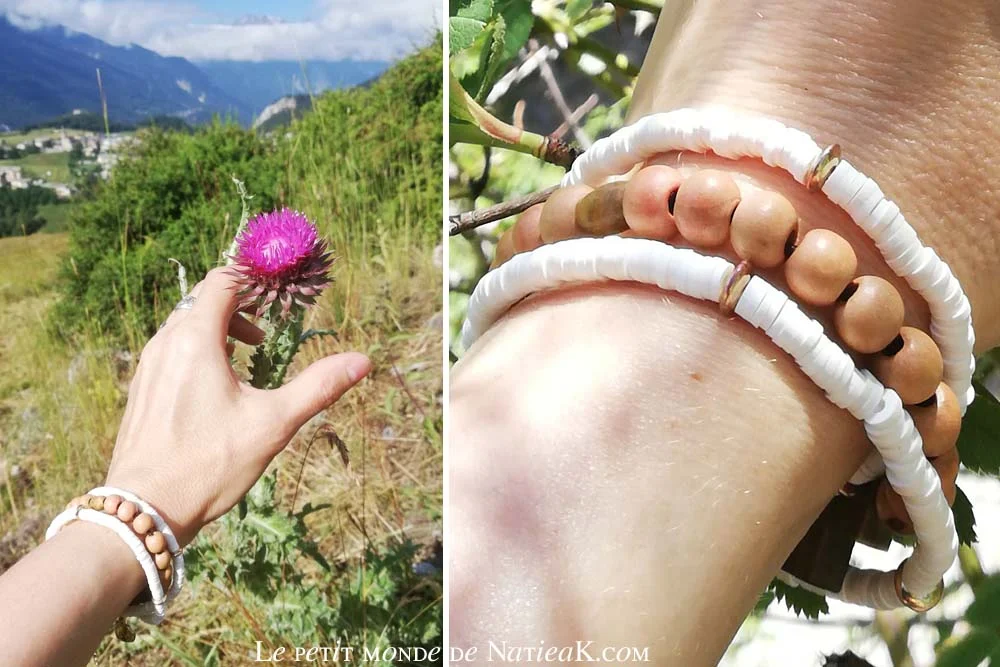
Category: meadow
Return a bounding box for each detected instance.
[0,151,73,182]
[0,38,442,665]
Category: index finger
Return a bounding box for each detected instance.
[189,267,244,334]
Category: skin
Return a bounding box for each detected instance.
[450,1,1000,665]
[0,267,371,667]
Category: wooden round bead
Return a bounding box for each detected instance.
[784,229,858,306]
[833,276,905,354]
[145,531,167,554]
[909,383,962,458]
[154,550,172,570]
[511,204,544,253]
[539,184,593,244]
[88,495,106,511]
[159,563,173,590]
[622,165,682,240]
[931,448,959,506]
[875,479,913,535]
[103,495,123,515]
[116,501,138,523]
[80,494,93,508]
[490,228,515,269]
[575,181,629,236]
[672,169,740,248]
[729,189,798,268]
[132,512,154,536]
[872,326,944,405]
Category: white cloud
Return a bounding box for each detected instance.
[0,0,440,61]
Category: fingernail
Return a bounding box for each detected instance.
[347,355,372,383]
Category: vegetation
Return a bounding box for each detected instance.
[0,37,442,665]
[0,184,59,237]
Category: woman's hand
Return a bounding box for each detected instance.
[104,267,371,546]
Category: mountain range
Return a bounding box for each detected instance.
[0,15,388,130]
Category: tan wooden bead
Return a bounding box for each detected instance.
[155,550,172,570]
[672,169,740,248]
[909,383,962,458]
[729,189,798,268]
[875,478,913,535]
[116,501,138,523]
[511,204,544,253]
[103,494,123,515]
[784,229,858,306]
[876,449,959,533]
[132,512,154,536]
[539,184,593,244]
[145,531,167,554]
[88,495,106,511]
[80,494,93,508]
[490,228,515,269]
[833,276,905,353]
[160,563,173,590]
[622,165,682,239]
[872,326,943,405]
[931,448,960,506]
[576,182,629,236]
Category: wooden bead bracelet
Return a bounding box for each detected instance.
[496,166,962,540]
[462,108,974,612]
[46,486,184,631]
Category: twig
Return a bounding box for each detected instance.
[532,39,592,149]
[449,185,558,236]
[551,94,599,141]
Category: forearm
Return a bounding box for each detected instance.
[451,1,1000,664]
[0,521,145,666]
[450,284,870,664]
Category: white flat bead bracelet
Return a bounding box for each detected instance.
[45,486,185,625]
[460,236,956,610]
[560,107,976,417]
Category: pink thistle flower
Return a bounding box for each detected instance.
[231,208,333,318]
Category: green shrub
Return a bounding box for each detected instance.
[54,36,442,345]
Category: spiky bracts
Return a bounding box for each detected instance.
[231,208,333,318]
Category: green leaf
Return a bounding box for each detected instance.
[495,0,534,63]
[953,485,978,547]
[965,575,1000,627]
[957,379,1000,475]
[475,15,507,100]
[449,16,488,54]
[769,578,829,619]
[936,628,998,667]
[453,0,493,21]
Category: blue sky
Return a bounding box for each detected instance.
[0,0,440,61]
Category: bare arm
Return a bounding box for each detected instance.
[450,1,1000,664]
[0,268,371,666]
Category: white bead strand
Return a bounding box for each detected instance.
[461,236,957,609]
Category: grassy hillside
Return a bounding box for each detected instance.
[0,37,442,665]
[0,151,72,182]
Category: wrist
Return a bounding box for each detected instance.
[56,520,147,607]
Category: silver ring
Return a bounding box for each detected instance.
[173,294,197,312]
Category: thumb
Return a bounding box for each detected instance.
[269,352,372,434]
